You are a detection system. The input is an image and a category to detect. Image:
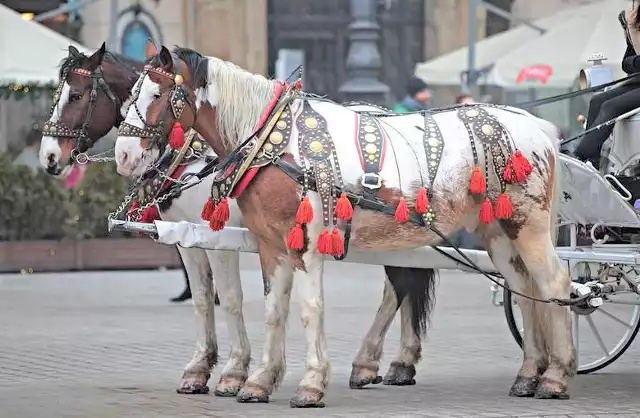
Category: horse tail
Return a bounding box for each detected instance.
[384,266,438,339]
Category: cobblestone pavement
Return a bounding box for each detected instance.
[0,254,639,418]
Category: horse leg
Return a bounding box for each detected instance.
[512,223,575,399]
[289,252,330,408]
[349,274,398,389]
[237,241,294,403]
[480,227,548,397]
[202,250,251,397]
[383,267,437,386]
[176,247,218,394]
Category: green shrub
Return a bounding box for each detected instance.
[0,153,133,241]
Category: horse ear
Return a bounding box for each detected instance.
[68,45,80,58]
[86,42,106,71]
[158,45,173,71]
[145,39,158,59]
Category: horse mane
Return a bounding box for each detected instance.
[197,55,275,150]
[59,50,141,79]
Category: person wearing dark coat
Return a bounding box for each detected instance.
[575,4,640,169]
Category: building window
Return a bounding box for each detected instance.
[116,4,162,62]
[122,21,153,62]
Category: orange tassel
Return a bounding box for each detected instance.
[394,197,410,223]
[317,228,333,254]
[469,167,486,195]
[169,122,185,149]
[212,197,230,223]
[209,218,225,232]
[331,228,345,257]
[295,196,314,224]
[335,192,354,221]
[201,198,216,221]
[294,79,303,90]
[479,198,494,224]
[140,206,159,223]
[415,187,429,214]
[494,193,513,219]
[286,223,305,251]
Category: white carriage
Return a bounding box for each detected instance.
[107,54,640,375]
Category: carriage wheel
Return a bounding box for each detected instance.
[502,279,640,374]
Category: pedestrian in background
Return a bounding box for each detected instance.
[392,76,432,112]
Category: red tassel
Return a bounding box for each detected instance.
[169,122,185,149]
[479,198,494,224]
[317,228,333,254]
[201,198,216,221]
[140,205,159,223]
[469,167,487,195]
[295,196,314,224]
[415,187,429,214]
[331,228,345,257]
[510,150,533,183]
[494,193,513,219]
[286,223,305,251]
[127,199,140,216]
[394,197,410,223]
[503,160,514,183]
[294,79,303,90]
[335,192,354,221]
[212,197,230,223]
[209,218,225,232]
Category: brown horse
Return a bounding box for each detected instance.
[38,44,438,397]
[115,43,573,407]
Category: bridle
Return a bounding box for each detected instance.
[42,65,122,165]
[118,61,193,155]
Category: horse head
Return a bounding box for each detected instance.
[39,42,141,176]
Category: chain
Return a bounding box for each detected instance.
[107,188,137,221]
[74,148,116,164]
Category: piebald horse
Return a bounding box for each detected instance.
[114,43,575,407]
[38,43,438,397]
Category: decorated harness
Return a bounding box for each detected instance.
[198,79,533,260]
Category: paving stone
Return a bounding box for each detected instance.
[0,255,638,417]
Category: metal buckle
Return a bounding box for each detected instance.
[361,173,382,189]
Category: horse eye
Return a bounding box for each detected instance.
[153,93,161,99]
[69,94,82,102]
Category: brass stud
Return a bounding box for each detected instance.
[305,117,318,129]
[481,124,494,136]
[269,131,283,144]
[364,133,377,143]
[368,154,376,161]
[365,143,377,154]
[428,137,440,146]
[466,109,479,117]
[309,140,323,153]
[276,120,287,130]
[192,140,202,151]
[263,142,274,152]
[174,74,184,85]
[364,125,376,133]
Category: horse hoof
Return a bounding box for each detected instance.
[534,379,570,400]
[236,383,270,403]
[508,376,539,397]
[214,375,245,397]
[349,366,382,389]
[176,373,210,394]
[382,362,416,386]
[289,387,325,408]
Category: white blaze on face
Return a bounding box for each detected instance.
[39,82,70,171]
[115,74,160,177]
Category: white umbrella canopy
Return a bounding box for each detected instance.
[487,0,632,88]
[0,3,89,84]
[414,4,598,86]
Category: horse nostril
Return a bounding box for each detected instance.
[47,154,56,165]
[120,152,128,166]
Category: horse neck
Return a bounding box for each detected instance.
[199,57,275,152]
[194,102,228,158]
[102,61,142,114]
